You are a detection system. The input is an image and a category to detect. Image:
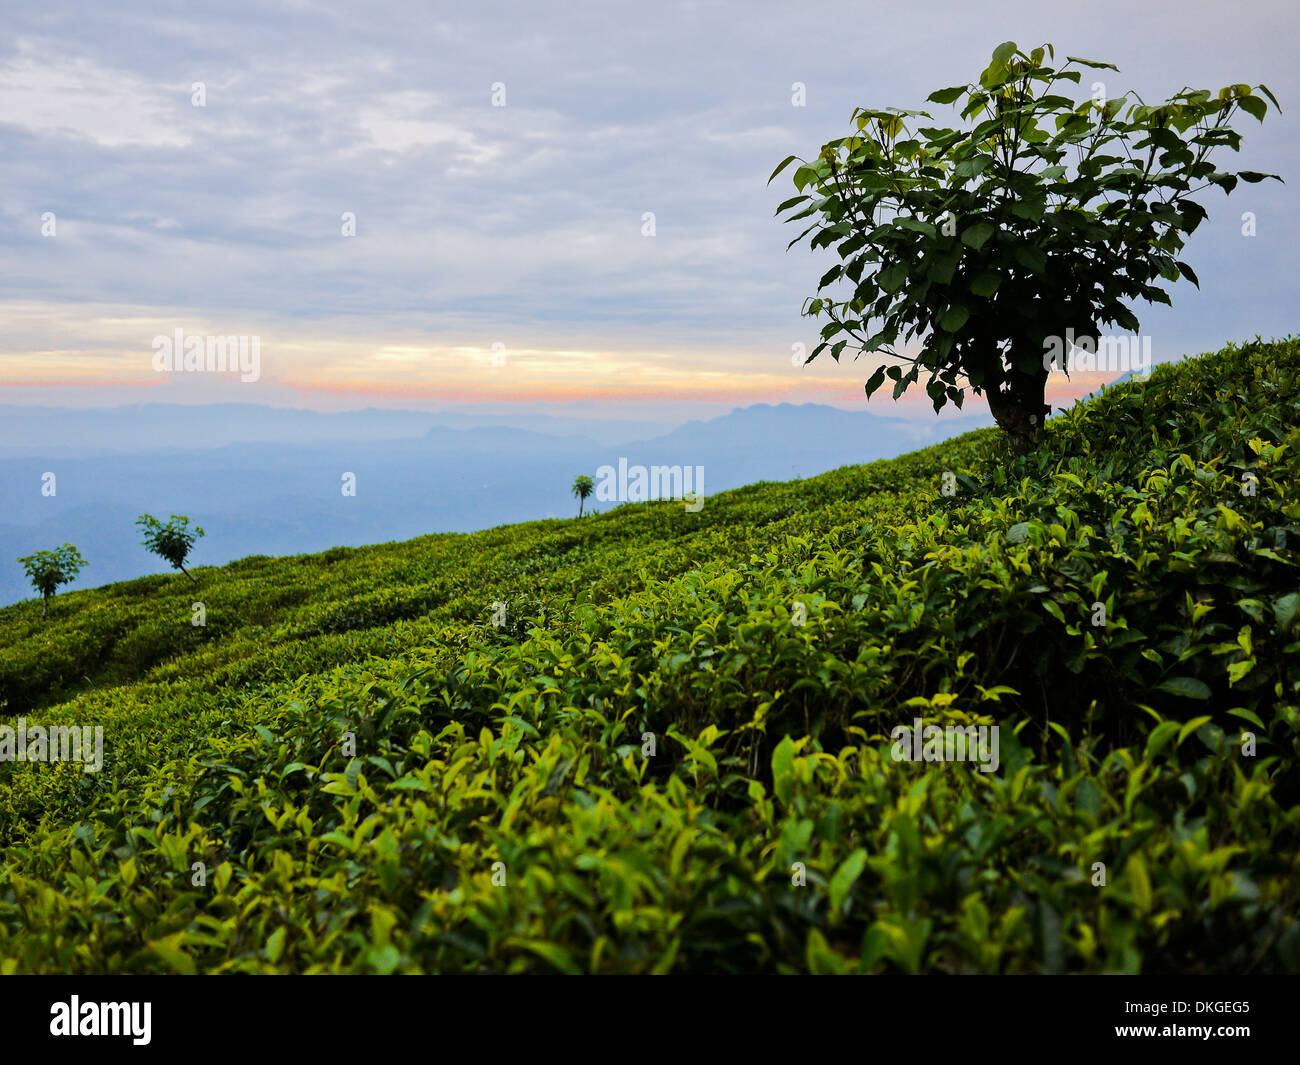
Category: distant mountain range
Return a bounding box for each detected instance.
[0,403,673,456]
[0,401,993,605]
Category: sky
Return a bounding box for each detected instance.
[1,0,1295,423]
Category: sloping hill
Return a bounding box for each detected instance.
[0,401,984,607]
[1,338,1298,974]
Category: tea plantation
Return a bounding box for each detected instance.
[1,337,1297,974]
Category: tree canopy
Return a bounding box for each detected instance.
[773,41,1280,456]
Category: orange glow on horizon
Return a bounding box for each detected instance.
[0,365,1125,415]
[278,369,1121,412]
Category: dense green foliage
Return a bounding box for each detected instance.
[572,475,595,518]
[15,543,88,620]
[1,338,1298,973]
[773,41,1280,453]
[136,514,205,584]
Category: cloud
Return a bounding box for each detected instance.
[0,0,1294,416]
[0,50,192,148]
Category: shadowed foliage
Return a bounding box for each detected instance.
[1,338,1297,973]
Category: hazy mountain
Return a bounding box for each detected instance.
[0,403,673,457]
[0,401,994,605]
[621,402,991,481]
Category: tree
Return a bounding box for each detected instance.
[571,475,594,518]
[136,514,205,583]
[772,41,1280,459]
[17,544,87,618]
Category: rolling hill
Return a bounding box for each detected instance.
[0,337,1297,974]
[0,400,990,606]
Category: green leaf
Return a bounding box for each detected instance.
[1014,245,1046,274]
[806,928,849,974]
[878,262,908,293]
[1238,95,1266,122]
[1065,56,1119,71]
[768,154,798,184]
[939,305,970,332]
[367,944,402,974]
[1273,592,1300,631]
[1075,778,1102,817]
[864,364,888,397]
[265,926,287,964]
[513,939,580,974]
[955,155,994,178]
[1226,708,1266,731]
[991,41,1017,65]
[1178,716,1214,747]
[927,251,960,285]
[927,85,967,105]
[961,222,995,250]
[897,216,937,236]
[1009,198,1045,223]
[149,934,197,975]
[829,849,868,916]
[1144,720,1181,759]
[1157,676,1212,700]
[1126,854,1152,913]
[772,735,796,807]
[969,271,1001,297]
[793,165,818,191]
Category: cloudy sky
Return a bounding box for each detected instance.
[1,0,1295,422]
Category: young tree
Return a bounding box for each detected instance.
[17,544,87,618]
[571,475,595,518]
[772,41,1280,459]
[136,514,205,583]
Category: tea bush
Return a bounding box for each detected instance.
[1,338,1297,973]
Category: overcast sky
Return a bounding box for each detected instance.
[1,0,1295,421]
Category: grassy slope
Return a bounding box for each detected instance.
[1,337,1298,974]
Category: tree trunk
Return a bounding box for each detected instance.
[181,565,197,585]
[986,366,1050,461]
[41,591,49,618]
[578,498,585,518]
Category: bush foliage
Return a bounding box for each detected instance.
[1,338,1297,973]
[773,41,1280,455]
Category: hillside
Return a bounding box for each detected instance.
[0,401,984,607]
[1,337,1298,974]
